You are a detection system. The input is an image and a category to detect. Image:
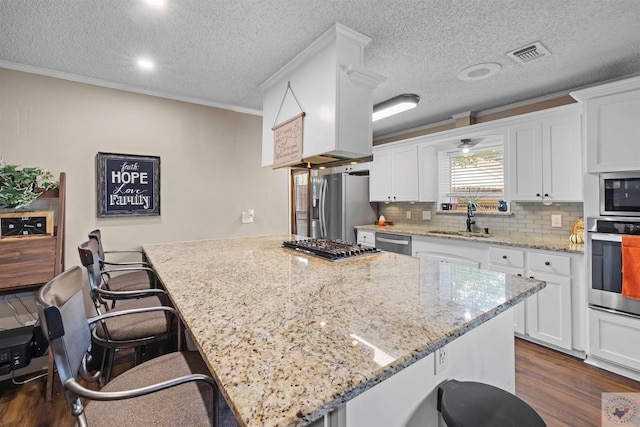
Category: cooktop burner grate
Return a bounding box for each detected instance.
[282,239,380,261]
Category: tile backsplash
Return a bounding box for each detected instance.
[377,202,584,240]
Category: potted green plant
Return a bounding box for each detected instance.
[0,163,58,210]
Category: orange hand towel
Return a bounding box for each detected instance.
[622,235,640,300]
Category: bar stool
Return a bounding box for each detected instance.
[437,379,546,427]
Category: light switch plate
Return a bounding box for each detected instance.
[551,214,562,227]
[422,210,431,220]
[406,211,411,219]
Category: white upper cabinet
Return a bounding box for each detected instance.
[508,107,582,202]
[370,144,419,202]
[418,143,437,202]
[572,76,640,173]
[261,24,385,168]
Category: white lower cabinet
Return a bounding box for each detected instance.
[412,236,487,268]
[525,271,572,350]
[489,247,578,352]
[588,308,640,373]
[489,264,526,334]
[356,230,375,248]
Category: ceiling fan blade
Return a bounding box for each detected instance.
[456,138,478,148]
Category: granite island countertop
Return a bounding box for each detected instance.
[356,224,585,253]
[143,234,546,427]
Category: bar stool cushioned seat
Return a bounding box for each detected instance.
[438,379,546,427]
[84,351,213,427]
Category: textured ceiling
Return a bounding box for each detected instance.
[1,0,639,138]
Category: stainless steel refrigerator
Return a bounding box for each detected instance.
[309,173,377,242]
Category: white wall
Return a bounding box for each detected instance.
[0,68,289,269]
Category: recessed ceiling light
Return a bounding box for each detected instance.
[137,58,155,71]
[144,0,165,7]
[457,62,502,81]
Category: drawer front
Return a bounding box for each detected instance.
[489,247,524,268]
[527,251,571,276]
[0,237,56,289]
[357,231,375,248]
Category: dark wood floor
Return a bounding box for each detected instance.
[515,338,640,426]
[1,338,639,427]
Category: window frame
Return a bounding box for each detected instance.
[437,141,505,211]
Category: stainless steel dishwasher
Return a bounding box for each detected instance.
[375,232,412,255]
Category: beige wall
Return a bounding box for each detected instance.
[0,68,289,269]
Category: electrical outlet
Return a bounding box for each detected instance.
[422,210,431,220]
[551,214,562,228]
[406,210,411,219]
[242,210,254,223]
[434,345,448,375]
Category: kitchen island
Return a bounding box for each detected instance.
[143,235,546,427]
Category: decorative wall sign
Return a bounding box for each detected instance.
[96,152,160,217]
[272,112,305,169]
[271,81,305,169]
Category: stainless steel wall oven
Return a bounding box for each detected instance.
[587,216,640,317]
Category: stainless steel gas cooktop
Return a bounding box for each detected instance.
[282,239,380,261]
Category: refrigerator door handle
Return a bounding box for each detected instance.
[320,178,327,238]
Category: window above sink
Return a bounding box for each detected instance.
[437,137,505,212]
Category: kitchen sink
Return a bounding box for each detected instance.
[426,230,493,238]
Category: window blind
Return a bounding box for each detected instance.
[438,144,504,204]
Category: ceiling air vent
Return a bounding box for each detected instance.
[506,41,551,65]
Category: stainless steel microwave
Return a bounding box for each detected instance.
[600,172,640,217]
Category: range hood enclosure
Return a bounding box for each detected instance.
[261,23,385,168]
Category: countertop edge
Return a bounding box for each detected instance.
[355,225,584,254]
[298,280,546,426]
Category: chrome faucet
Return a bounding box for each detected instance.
[466,201,475,232]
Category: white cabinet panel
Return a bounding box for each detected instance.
[525,271,572,350]
[508,110,582,202]
[489,264,526,335]
[418,143,436,202]
[572,76,640,173]
[585,89,640,172]
[489,246,580,351]
[392,145,420,201]
[356,230,375,248]
[412,236,488,268]
[415,251,481,268]
[509,122,543,201]
[589,308,640,371]
[489,247,525,269]
[542,113,583,202]
[527,252,571,276]
[333,162,371,174]
[370,149,393,202]
[370,144,418,202]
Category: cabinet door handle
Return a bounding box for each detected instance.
[544,193,549,197]
[517,273,522,277]
[529,276,535,279]
[502,255,507,259]
[536,193,541,197]
[545,261,550,266]
[393,196,396,201]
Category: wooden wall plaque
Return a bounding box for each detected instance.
[272,112,305,169]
